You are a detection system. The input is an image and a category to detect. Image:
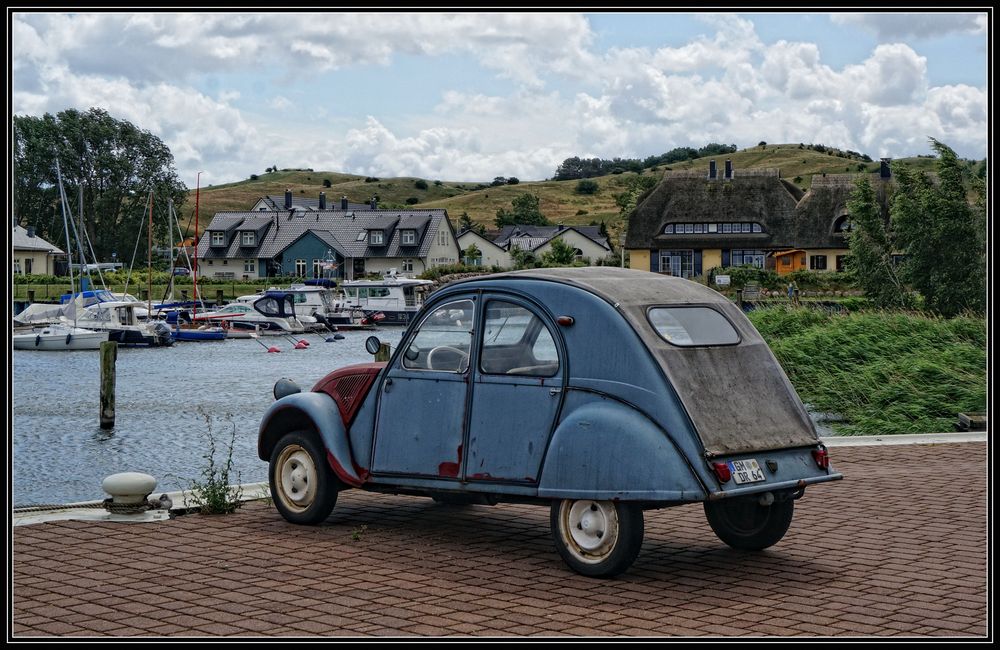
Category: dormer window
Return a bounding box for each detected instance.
[369,230,384,245]
[401,229,416,245]
[211,232,225,246]
[241,231,256,246]
[834,215,852,232]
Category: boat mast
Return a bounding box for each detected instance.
[55,158,77,326]
[193,172,201,318]
[147,191,153,317]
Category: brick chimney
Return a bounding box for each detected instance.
[725,160,733,179]
[341,195,349,210]
[319,192,326,210]
[284,189,292,209]
[709,160,717,179]
[370,196,377,209]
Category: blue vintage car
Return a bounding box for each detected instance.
[258,267,842,576]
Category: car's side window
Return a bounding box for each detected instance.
[479,301,559,377]
[401,299,475,372]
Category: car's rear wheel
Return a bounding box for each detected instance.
[269,431,338,524]
[703,496,794,550]
[550,499,644,577]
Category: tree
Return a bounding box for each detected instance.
[541,237,580,267]
[494,193,550,228]
[506,177,519,185]
[462,243,482,264]
[892,139,986,316]
[458,211,474,232]
[414,179,428,190]
[509,246,538,269]
[491,176,507,186]
[612,174,658,221]
[575,179,599,195]
[323,178,332,188]
[13,108,187,263]
[846,177,911,309]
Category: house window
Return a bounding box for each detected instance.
[741,223,751,233]
[24,258,33,274]
[836,255,847,272]
[439,229,447,246]
[834,216,852,232]
[722,223,732,233]
[356,232,367,242]
[313,259,323,278]
[13,259,21,274]
[810,255,828,270]
[752,223,762,233]
[781,256,791,266]
[295,259,306,276]
[401,230,416,245]
[208,259,213,265]
[369,230,384,245]
[658,250,695,278]
[664,224,674,234]
[241,231,255,246]
[708,223,718,233]
[731,249,766,268]
[402,259,414,272]
[684,223,694,234]
[244,259,255,273]
[211,232,225,246]
[694,223,704,234]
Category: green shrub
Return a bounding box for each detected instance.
[186,409,243,515]
[414,179,429,190]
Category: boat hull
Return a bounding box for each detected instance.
[12,328,109,351]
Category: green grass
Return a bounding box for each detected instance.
[749,306,987,435]
[13,282,275,303]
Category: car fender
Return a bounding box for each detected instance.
[257,392,364,487]
[537,398,707,501]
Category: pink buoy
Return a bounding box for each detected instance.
[294,341,308,350]
[268,346,281,353]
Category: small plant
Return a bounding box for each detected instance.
[352,524,368,542]
[187,409,243,514]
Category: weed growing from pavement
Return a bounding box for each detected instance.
[186,408,243,514]
[352,524,368,542]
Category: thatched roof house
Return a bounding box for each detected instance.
[625,159,892,275]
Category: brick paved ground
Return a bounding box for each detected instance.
[11,442,988,638]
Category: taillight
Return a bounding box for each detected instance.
[812,448,829,469]
[712,462,732,483]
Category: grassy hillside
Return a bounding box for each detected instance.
[179,145,944,243]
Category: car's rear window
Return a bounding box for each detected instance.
[647,307,740,346]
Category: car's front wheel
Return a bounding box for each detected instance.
[269,431,338,525]
[550,499,644,577]
[703,496,794,550]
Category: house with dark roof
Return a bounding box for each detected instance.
[625,159,893,277]
[12,224,64,275]
[457,224,611,268]
[196,208,459,280]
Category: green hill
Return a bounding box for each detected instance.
[179,145,944,244]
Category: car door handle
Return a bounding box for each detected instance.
[549,387,562,396]
[384,377,393,393]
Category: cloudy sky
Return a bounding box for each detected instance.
[11,10,989,186]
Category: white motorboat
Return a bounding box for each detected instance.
[12,324,109,351]
[341,274,434,325]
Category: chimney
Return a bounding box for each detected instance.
[284,189,292,209]
[725,160,733,179]
[880,158,891,179]
[26,226,35,238]
[341,195,349,210]
[319,192,326,210]
[709,160,717,179]
[557,224,565,231]
[370,196,377,209]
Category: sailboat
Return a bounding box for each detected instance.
[12,159,109,351]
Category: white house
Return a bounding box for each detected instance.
[456,229,512,268]
[12,224,64,275]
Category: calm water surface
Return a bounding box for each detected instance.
[12,329,405,506]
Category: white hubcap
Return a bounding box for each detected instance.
[277,446,317,511]
[563,500,619,561]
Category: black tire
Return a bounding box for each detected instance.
[550,499,644,577]
[269,431,339,525]
[703,496,794,550]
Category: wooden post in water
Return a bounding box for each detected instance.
[375,343,391,362]
[27,290,35,303]
[100,341,117,429]
[216,289,224,305]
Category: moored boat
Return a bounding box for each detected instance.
[12,324,109,351]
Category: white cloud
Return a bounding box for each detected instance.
[830,12,987,39]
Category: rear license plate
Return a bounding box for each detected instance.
[730,459,765,485]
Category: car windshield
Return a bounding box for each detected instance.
[647,307,740,346]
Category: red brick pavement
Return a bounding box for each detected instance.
[11,442,989,638]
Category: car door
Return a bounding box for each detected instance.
[465,296,564,483]
[371,297,476,478]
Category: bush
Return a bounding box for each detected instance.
[186,409,243,515]
[405,197,419,205]
[506,177,519,185]
[249,174,259,181]
[365,176,380,182]
[323,178,332,187]
[575,180,599,195]
[414,179,429,190]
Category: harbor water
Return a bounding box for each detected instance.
[12,329,405,507]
